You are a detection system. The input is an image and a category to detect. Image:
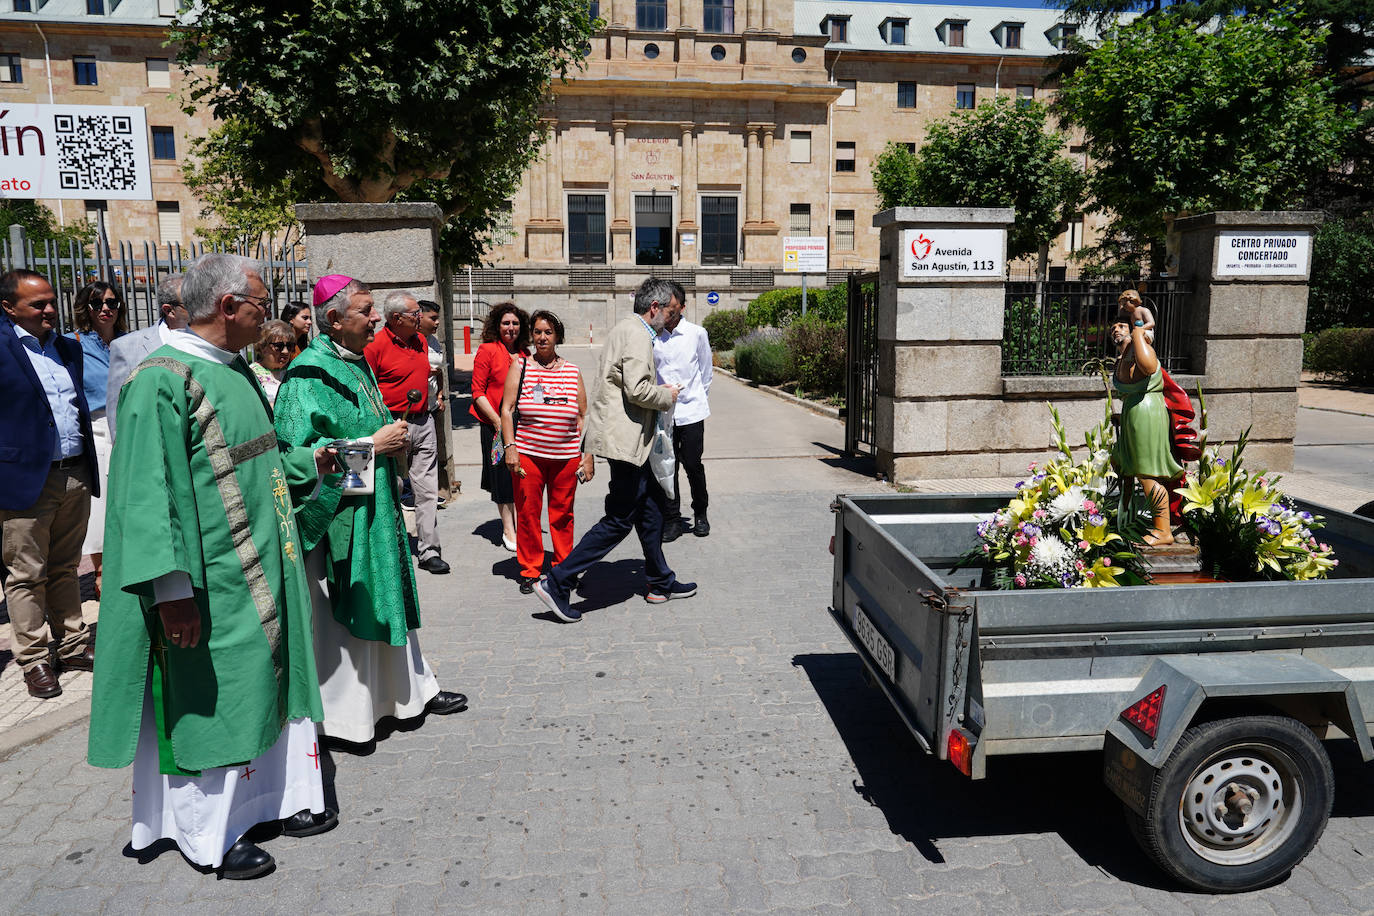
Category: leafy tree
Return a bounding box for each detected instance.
[871,97,1083,264]
[1307,218,1374,331]
[171,1,596,264]
[181,119,307,248]
[1054,12,1357,271]
[0,200,94,249]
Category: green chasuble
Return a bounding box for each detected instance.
[87,345,324,774]
[273,334,420,646]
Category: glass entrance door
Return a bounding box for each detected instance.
[635,194,672,266]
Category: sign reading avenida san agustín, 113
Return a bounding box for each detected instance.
[902,229,1004,278]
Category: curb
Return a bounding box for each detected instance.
[715,368,842,420]
[0,695,89,762]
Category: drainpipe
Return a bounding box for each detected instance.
[994,56,1004,96]
[33,23,63,224]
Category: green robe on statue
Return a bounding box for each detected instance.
[87,346,324,775]
[273,334,420,647]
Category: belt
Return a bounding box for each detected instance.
[391,409,428,419]
[52,455,84,470]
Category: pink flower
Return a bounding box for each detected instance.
[1033,509,1047,520]
[1084,570,1095,579]
[1102,557,1112,567]
[1027,462,1037,472]
[982,544,990,553]
[1075,560,1085,570]
[1028,536,1038,547]
[1014,574,1027,588]
[1078,541,1089,551]
[1083,499,1097,513]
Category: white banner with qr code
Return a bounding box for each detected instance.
[1,104,152,201]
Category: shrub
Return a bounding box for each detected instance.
[1306,327,1374,386]
[700,308,750,351]
[1001,297,1091,375]
[785,313,846,397]
[745,288,804,328]
[1308,220,1374,332]
[733,327,792,385]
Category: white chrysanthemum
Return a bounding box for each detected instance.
[1031,534,1072,567]
[1048,487,1085,521]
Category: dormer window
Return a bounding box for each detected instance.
[1048,23,1080,49]
[822,15,850,44]
[997,22,1025,50]
[882,17,909,45]
[940,20,967,48]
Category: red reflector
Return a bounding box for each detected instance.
[947,728,973,777]
[828,535,835,556]
[1121,685,1167,739]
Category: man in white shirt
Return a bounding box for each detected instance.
[652,281,712,540]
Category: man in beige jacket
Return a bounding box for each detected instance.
[534,278,694,622]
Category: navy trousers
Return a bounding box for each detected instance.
[547,457,676,596]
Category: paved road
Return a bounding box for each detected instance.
[2,357,1373,913]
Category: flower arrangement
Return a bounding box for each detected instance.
[963,405,1153,589]
[1176,393,1338,581]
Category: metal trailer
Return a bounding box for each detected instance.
[827,492,1374,893]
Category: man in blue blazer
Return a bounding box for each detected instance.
[1,269,98,698]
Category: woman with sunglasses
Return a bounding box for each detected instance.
[65,281,128,598]
[501,310,592,594]
[251,319,295,405]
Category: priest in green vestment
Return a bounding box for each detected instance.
[87,253,340,880]
[273,274,468,745]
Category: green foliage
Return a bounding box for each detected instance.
[171,1,597,265]
[870,99,1083,260]
[0,200,93,249]
[784,313,846,397]
[744,284,849,329]
[1055,13,1357,265]
[1307,219,1374,332]
[1305,327,1374,386]
[700,308,750,351]
[733,329,792,386]
[1001,298,1093,375]
[182,119,307,246]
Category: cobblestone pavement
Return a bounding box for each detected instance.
[2,367,1373,913]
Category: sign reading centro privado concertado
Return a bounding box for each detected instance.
[1216,230,1312,276]
[901,228,1004,278]
[0,104,153,201]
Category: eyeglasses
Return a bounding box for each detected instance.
[237,292,271,309]
[264,341,292,351]
[91,297,122,310]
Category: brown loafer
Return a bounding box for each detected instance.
[24,663,61,699]
[58,645,95,673]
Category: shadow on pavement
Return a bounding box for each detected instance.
[810,441,880,477]
[792,651,1171,889]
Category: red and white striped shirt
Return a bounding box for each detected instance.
[513,357,582,460]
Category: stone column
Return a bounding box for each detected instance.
[610,120,632,263]
[677,122,699,265]
[746,0,763,30]
[744,127,762,222]
[741,123,780,264]
[294,202,457,491]
[544,122,561,219]
[873,207,1019,482]
[1175,211,1320,471]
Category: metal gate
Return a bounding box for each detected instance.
[844,271,879,456]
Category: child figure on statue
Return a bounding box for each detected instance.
[1117,289,1155,344]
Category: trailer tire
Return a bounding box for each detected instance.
[1129,715,1332,893]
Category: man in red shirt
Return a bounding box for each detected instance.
[364,290,448,574]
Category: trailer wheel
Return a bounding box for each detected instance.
[1129,715,1333,893]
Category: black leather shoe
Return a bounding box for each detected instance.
[281,807,339,838]
[419,556,451,574]
[661,518,686,543]
[24,663,61,699]
[693,517,710,538]
[425,690,468,715]
[221,840,274,880]
[519,576,538,595]
[58,644,96,672]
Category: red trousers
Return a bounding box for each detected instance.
[515,451,580,578]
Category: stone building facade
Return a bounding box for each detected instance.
[0,0,210,245]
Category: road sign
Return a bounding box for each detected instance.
[706,291,720,305]
[783,236,828,273]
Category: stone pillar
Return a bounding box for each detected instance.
[744,127,762,222]
[746,0,763,30]
[544,122,561,218]
[742,123,779,264]
[873,207,1014,482]
[294,202,457,492]
[1175,211,1320,471]
[677,122,699,265]
[610,120,632,263]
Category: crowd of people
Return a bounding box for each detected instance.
[1,259,713,880]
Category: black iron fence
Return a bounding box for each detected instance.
[1,231,308,334]
[1002,279,1193,376]
[844,271,879,456]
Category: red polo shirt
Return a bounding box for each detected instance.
[364,326,431,412]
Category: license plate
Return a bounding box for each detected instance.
[853,603,897,682]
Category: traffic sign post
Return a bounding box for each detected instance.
[783,236,828,316]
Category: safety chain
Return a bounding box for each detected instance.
[946,605,973,726]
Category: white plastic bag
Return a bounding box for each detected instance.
[648,408,676,500]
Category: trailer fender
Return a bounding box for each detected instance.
[1103,653,1371,816]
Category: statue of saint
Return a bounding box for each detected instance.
[1111,314,1185,546]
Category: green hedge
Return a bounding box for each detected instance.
[701,308,750,351]
[785,313,846,396]
[733,328,792,386]
[744,284,849,329]
[1305,327,1374,386]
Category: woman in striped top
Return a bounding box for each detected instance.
[501,311,593,594]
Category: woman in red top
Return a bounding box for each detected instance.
[501,311,591,594]
[469,302,529,550]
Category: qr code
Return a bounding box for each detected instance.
[54,113,138,192]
